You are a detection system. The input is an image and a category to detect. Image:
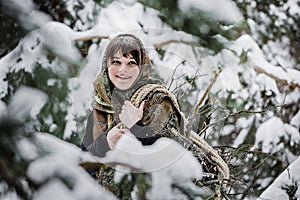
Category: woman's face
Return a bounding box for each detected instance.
[108,51,140,90]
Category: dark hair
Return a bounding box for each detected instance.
[105,34,144,66]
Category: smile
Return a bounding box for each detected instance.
[116,75,131,80]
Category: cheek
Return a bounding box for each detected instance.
[108,66,117,77]
[132,67,140,78]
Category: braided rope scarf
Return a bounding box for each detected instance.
[130,84,229,185]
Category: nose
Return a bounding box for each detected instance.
[118,63,128,73]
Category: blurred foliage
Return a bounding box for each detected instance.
[3,65,81,144]
[33,0,69,22]
[138,0,245,53]
[0,4,27,58]
[235,0,300,67]
[0,116,34,200]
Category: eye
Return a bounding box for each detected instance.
[128,61,137,66]
[111,60,121,65]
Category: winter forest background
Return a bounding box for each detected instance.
[0,0,300,199]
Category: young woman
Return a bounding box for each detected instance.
[81,34,185,157]
[80,33,229,198]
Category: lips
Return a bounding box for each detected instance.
[116,75,131,80]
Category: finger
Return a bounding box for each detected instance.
[116,123,122,128]
[115,132,123,139]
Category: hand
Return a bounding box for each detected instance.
[107,123,127,149]
[119,101,145,129]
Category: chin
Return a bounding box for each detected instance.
[116,85,131,90]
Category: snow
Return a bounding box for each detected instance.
[7,86,48,121]
[0,0,299,199]
[39,22,83,66]
[258,156,300,200]
[0,0,52,30]
[32,180,76,200]
[228,34,300,86]
[17,131,203,200]
[106,132,202,177]
[287,0,300,15]
[291,110,300,129]
[178,0,244,23]
[0,31,43,90]
[253,116,300,154]
[103,132,203,199]
[233,116,255,146]
[253,117,285,153]
[24,132,116,200]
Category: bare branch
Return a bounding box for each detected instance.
[254,66,300,89]
[227,104,287,117]
[153,39,199,49]
[193,67,222,117]
[172,74,207,99]
[196,104,287,137]
[73,35,199,51]
[74,35,109,42]
[167,60,186,90]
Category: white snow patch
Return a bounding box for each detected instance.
[291,110,300,130]
[103,132,203,199]
[26,132,116,200]
[253,116,300,154]
[228,35,300,86]
[253,117,285,153]
[8,86,48,121]
[259,156,300,200]
[105,132,202,177]
[178,0,243,23]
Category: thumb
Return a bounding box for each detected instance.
[139,100,145,112]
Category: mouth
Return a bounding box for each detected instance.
[116,75,131,80]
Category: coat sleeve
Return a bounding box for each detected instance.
[81,109,111,157]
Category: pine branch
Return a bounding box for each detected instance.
[80,161,143,173]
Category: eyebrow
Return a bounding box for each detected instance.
[112,56,135,60]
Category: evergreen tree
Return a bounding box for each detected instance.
[0,0,299,199]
